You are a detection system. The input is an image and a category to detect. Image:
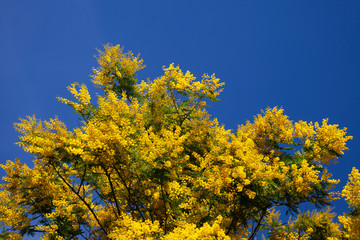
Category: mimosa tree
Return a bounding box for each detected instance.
[0,44,355,239]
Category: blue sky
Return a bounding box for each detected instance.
[1,0,360,220]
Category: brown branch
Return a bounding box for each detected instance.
[93,188,112,209]
[226,204,239,235]
[179,96,204,126]
[248,208,268,240]
[161,182,169,233]
[76,164,87,195]
[170,89,180,114]
[50,164,108,236]
[113,165,146,221]
[103,167,121,217]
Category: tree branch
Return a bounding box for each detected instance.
[103,167,121,217]
[113,165,146,221]
[50,164,108,236]
[248,208,268,240]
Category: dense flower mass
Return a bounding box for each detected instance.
[0,44,354,239]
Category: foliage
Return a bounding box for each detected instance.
[0,44,355,239]
[262,207,342,239]
[338,167,360,239]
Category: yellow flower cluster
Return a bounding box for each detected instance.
[57,83,91,113]
[313,119,353,164]
[342,167,360,208]
[290,160,320,195]
[34,225,62,240]
[92,44,145,88]
[164,216,230,240]
[108,214,162,240]
[339,167,360,238]
[264,208,342,239]
[14,115,68,158]
[159,63,224,100]
[339,215,360,239]
[252,107,295,144]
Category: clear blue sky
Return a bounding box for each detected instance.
[1,0,359,219]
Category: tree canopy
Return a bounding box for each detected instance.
[0,44,357,239]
